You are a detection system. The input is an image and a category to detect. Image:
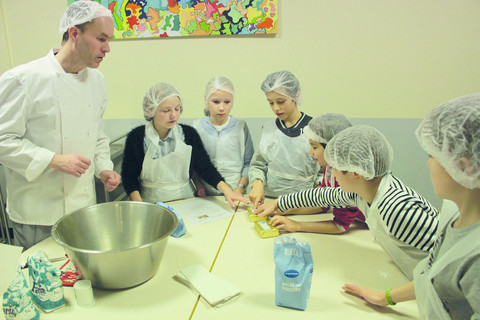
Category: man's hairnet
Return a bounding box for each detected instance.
[204,76,235,116]
[59,0,113,34]
[261,70,302,105]
[324,125,393,180]
[416,93,480,189]
[143,83,182,121]
[304,113,352,144]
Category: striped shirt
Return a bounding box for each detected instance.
[278,173,439,252]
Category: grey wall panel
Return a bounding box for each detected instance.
[103,118,441,209]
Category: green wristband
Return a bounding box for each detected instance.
[386,288,396,306]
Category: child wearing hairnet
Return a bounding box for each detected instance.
[342,94,480,320]
[269,113,365,234]
[248,71,321,208]
[192,77,254,198]
[256,124,439,280]
[121,83,250,209]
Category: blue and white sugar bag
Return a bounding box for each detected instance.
[274,236,313,310]
[2,266,40,320]
[27,250,65,312]
[156,201,186,238]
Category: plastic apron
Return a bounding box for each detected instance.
[54,71,98,215]
[414,212,479,320]
[140,123,195,203]
[367,175,428,280]
[259,121,319,197]
[323,165,336,187]
[193,119,245,195]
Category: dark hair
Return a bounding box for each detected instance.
[61,22,88,43]
[320,143,327,149]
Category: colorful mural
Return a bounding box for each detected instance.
[67,0,278,39]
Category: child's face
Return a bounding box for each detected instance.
[427,156,459,199]
[208,89,233,126]
[308,140,327,166]
[153,96,181,133]
[265,91,297,122]
[331,168,357,193]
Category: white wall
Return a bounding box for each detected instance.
[1,0,479,120]
[2,0,480,208]
[0,0,11,72]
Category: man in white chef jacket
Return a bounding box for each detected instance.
[0,1,121,250]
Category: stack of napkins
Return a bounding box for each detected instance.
[173,264,242,307]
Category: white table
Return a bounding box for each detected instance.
[191,204,419,319]
[5,197,233,320]
[3,197,419,319]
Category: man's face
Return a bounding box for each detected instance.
[74,17,113,69]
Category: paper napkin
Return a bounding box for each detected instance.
[173,264,242,307]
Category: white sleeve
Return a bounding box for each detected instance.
[0,72,55,182]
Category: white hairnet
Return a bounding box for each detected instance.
[204,76,235,116]
[261,70,302,105]
[304,113,352,144]
[59,0,113,34]
[324,125,393,180]
[416,93,480,189]
[143,83,182,121]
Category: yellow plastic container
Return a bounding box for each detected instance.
[254,220,279,238]
[248,207,267,222]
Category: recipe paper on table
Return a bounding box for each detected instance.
[170,198,232,225]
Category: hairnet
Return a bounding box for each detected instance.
[59,0,113,34]
[416,93,480,189]
[261,70,302,105]
[324,125,393,180]
[143,83,182,121]
[204,76,235,116]
[304,113,352,144]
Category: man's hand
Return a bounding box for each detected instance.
[49,154,91,177]
[100,170,121,192]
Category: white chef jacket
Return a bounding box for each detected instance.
[0,50,113,225]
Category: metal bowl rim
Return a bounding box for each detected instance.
[51,201,178,254]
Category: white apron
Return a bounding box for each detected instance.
[193,119,245,195]
[259,121,318,197]
[140,123,195,203]
[323,165,336,187]
[413,214,479,320]
[367,175,428,280]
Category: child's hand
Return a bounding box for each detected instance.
[192,172,206,198]
[223,189,251,209]
[231,189,245,199]
[272,208,295,215]
[342,284,388,307]
[248,180,265,209]
[255,199,278,217]
[195,183,207,198]
[270,215,300,232]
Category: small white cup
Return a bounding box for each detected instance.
[74,280,95,307]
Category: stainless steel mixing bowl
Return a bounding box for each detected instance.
[51,201,178,289]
